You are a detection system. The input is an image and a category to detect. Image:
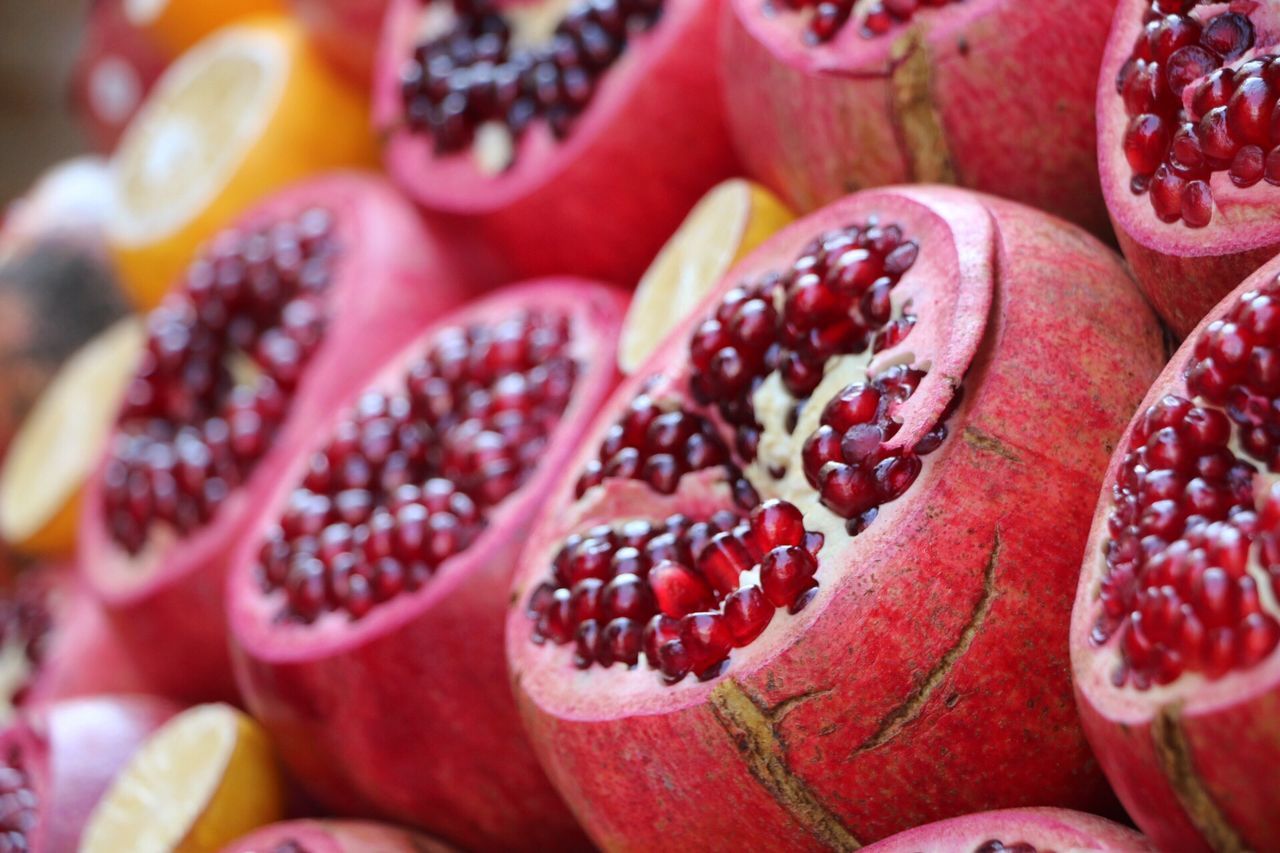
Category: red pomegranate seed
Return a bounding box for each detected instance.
[760,546,819,609]
[723,586,775,646]
[697,532,754,595]
[649,562,715,618]
[679,612,733,676]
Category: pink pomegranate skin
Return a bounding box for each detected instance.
[5,696,176,853]
[229,281,626,852]
[862,807,1156,853]
[506,187,1166,849]
[1071,251,1280,852]
[377,0,738,285]
[721,0,1115,236]
[219,819,453,853]
[78,173,467,703]
[291,0,390,84]
[1098,2,1280,337]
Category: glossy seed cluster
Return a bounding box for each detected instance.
[770,0,963,44]
[0,747,36,849]
[0,581,52,708]
[257,310,579,623]
[1118,1,1277,227]
[527,500,823,682]
[400,0,664,158]
[103,208,337,555]
[1098,278,1280,688]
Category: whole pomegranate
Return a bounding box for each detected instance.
[375,0,737,284]
[227,281,626,851]
[77,173,466,702]
[1073,251,1280,851]
[862,808,1156,853]
[506,186,1166,848]
[1100,0,1280,335]
[720,0,1116,234]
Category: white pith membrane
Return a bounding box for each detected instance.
[1079,274,1280,708]
[1105,1,1280,236]
[521,195,991,694]
[110,26,287,245]
[233,291,611,657]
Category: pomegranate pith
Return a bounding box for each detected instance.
[229,281,626,852]
[1073,253,1280,852]
[506,186,1165,848]
[860,807,1156,853]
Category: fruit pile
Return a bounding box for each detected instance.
[0,0,1276,850]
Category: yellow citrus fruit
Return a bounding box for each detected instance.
[618,179,794,373]
[80,704,286,853]
[0,318,144,558]
[108,16,377,309]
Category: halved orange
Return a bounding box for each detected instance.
[618,179,794,373]
[0,319,144,559]
[125,0,287,57]
[108,16,378,309]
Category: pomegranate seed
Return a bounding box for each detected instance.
[723,586,775,646]
[679,612,733,675]
[761,546,819,609]
[649,562,715,618]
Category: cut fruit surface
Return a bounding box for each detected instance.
[506,186,1166,848]
[218,819,454,853]
[619,179,794,373]
[108,17,377,309]
[1072,250,1280,851]
[861,808,1156,853]
[0,319,143,559]
[81,703,284,853]
[125,0,287,56]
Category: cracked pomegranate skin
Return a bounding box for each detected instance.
[376,0,739,286]
[1099,0,1280,337]
[505,186,1166,850]
[721,0,1116,236]
[228,281,626,852]
[77,173,467,703]
[1072,251,1280,852]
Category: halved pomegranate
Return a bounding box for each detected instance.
[721,0,1116,234]
[77,173,466,702]
[375,0,737,283]
[0,696,176,852]
[1100,0,1280,336]
[506,186,1167,847]
[861,808,1156,853]
[219,819,453,853]
[228,281,626,851]
[1073,251,1280,851]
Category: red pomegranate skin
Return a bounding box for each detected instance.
[78,173,468,703]
[229,281,626,852]
[70,0,168,153]
[506,186,1166,849]
[291,0,390,84]
[1071,250,1280,852]
[861,807,1156,853]
[6,696,177,853]
[721,0,1116,236]
[377,0,739,286]
[1097,1,1280,337]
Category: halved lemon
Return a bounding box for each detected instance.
[0,318,144,558]
[80,704,286,853]
[618,179,794,373]
[125,0,287,57]
[108,16,377,309]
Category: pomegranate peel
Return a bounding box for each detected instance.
[1072,249,1280,851]
[861,807,1157,853]
[228,280,626,851]
[507,186,1165,847]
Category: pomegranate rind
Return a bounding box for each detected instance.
[79,172,467,703]
[228,280,625,851]
[506,186,1165,847]
[861,807,1156,852]
[218,819,452,853]
[1072,251,1280,852]
[1098,2,1280,337]
[3,696,176,853]
[377,0,738,284]
[721,0,1114,235]
[290,0,389,84]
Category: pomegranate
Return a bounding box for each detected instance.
[227,281,626,851]
[292,0,391,84]
[506,186,1167,847]
[77,173,466,702]
[219,819,453,853]
[375,0,737,284]
[0,695,175,852]
[1072,251,1280,851]
[1100,0,1280,336]
[70,0,168,153]
[861,808,1156,853]
[720,0,1116,235]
